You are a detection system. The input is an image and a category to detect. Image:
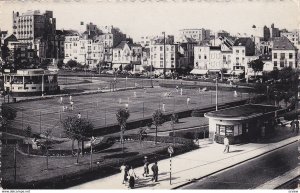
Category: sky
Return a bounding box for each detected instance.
[0,0,299,41]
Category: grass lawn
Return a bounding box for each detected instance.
[2,140,172,185]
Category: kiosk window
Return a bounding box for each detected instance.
[217,125,234,136]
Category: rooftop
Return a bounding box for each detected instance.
[233,37,252,47]
[205,104,278,120]
[273,37,297,50]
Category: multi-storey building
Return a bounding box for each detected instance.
[177,36,197,69]
[12,10,57,60]
[64,35,104,69]
[96,26,126,67]
[112,41,142,71]
[232,37,256,72]
[193,46,231,74]
[150,36,178,73]
[12,10,56,45]
[179,28,210,43]
[272,37,298,69]
[281,30,299,47]
[1,34,38,68]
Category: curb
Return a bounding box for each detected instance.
[275,175,300,189]
[173,139,299,189]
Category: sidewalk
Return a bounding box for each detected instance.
[71,135,299,189]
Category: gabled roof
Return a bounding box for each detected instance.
[4,34,18,42]
[273,36,297,50]
[115,41,129,49]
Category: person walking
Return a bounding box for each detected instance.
[120,162,127,184]
[290,120,295,133]
[77,112,81,119]
[223,136,230,153]
[295,120,299,134]
[128,166,137,189]
[143,156,149,177]
[151,161,159,182]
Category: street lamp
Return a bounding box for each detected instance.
[216,72,219,111]
[162,32,166,78]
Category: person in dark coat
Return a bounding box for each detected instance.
[151,161,159,182]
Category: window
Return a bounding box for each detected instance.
[289,53,293,59]
[280,61,284,67]
[217,125,234,136]
[204,55,207,59]
[160,53,163,60]
[280,53,285,59]
[199,55,201,59]
[160,61,163,67]
[242,50,245,53]
[274,53,277,59]
[289,61,293,67]
[160,46,163,51]
[236,50,239,54]
[274,61,277,67]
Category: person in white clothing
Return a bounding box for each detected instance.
[128,166,137,189]
[223,137,230,153]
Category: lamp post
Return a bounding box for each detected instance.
[216,73,219,111]
[162,32,166,79]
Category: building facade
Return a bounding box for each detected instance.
[179,28,210,43]
[112,41,142,71]
[150,36,178,73]
[272,37,298,69]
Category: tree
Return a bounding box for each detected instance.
[124,64,133,71]
[116,108,130,153]
[62,116,94,164]
[152,110,164,144]
[66,59,78,69]
[43,128,53,170]
[1,44,10,64]
[1,104,17,121]
[25,125,32,156]
[248,59,264,78]
[143,65,154,72]
[1,105,17,136]
[79,118,94,156]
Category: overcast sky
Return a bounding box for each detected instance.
[0,0,299,40]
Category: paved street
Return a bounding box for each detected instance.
[181,141,299,189]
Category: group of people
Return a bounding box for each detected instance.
[120,156,159,189]
[60,95,75,111]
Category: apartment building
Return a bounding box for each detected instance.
[150,36,178,73]
[272,37,298,69]
[112,41,142,71]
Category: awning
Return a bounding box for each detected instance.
[190,69,208,75]
[231,70,244,75]
[112,64,121,69]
